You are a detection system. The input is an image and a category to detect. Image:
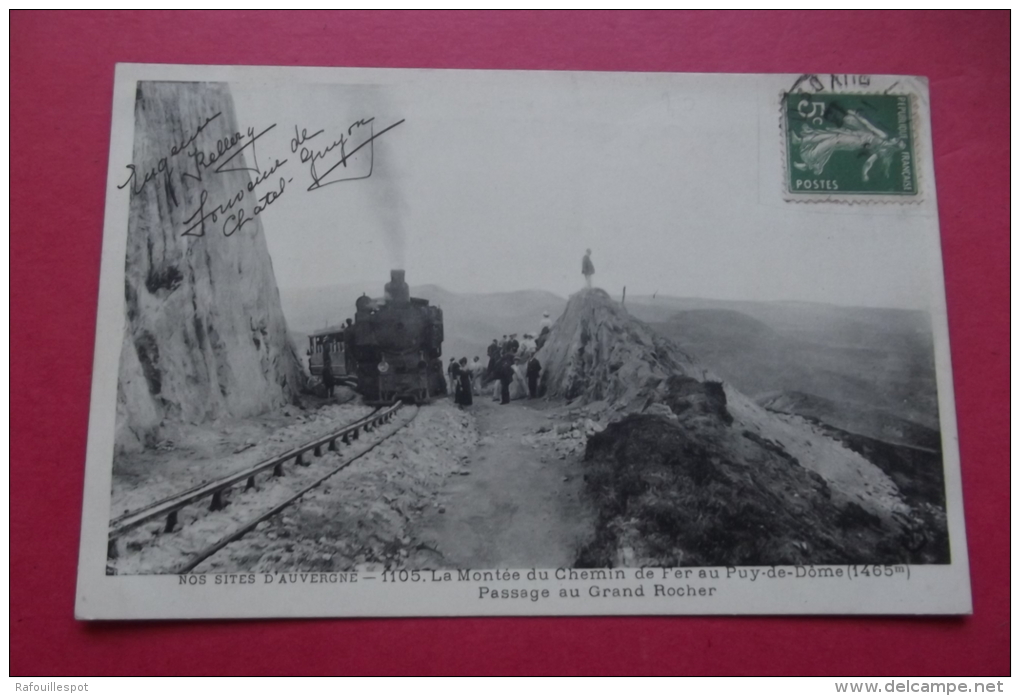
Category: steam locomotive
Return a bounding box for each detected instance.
[343,270,446,405]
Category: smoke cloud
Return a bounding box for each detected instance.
[361,90,406,271]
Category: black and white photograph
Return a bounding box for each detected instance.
[76,65,970,618]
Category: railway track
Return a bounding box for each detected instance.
[107,402,418,574]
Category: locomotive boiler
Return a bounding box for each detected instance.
[344,270,446,404]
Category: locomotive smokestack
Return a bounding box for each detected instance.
[384,269,410,305]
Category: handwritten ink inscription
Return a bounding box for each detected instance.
[291,118,405,191]
[117,109,404,239]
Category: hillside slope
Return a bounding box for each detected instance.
[629,298,940,437]
[538,290,945,566]
[758,391,941,451]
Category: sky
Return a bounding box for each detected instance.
[230,71,942,310]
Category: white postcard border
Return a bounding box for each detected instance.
[75,63,972,620]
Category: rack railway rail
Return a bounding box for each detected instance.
[107,401,416,573]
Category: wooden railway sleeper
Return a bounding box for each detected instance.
[210,489,226,511]
[172,404,417,574]
[107,407,397,562]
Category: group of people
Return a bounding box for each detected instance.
[446,312,554,408]
[444,246,598,409]
[446,356,481,407]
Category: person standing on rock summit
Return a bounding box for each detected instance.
[582,249,595,289]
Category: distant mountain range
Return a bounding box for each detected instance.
[280,285,940,449]
[280,282,565,365]
[623,295,940,445]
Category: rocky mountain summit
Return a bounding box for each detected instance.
[536,289,947,567]
[115,82,302,453]
[537,288,701,410]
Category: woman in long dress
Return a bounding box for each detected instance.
[455,357,473,407]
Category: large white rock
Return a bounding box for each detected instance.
[115,82,302,453]
[536,288,698,408]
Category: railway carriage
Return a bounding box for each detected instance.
[344,270,446,405]
[306,326,349,386]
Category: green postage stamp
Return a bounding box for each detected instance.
[784,92,918,197]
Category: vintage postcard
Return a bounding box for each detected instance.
[76,65,970,619]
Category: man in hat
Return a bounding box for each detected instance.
[497,353,515,405]
[519,333,536,357]
[321,347,336,398]
[486,339,499,383]
[526,355,542,399]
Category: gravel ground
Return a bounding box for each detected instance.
[190,401,478,574]
[407,398,595,569]
[110,393,373,518]
[108,402,426,575]
[109,395,607,575]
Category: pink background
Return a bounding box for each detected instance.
[11,11,1009,675]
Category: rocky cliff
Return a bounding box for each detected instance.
[115,82,302,453]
